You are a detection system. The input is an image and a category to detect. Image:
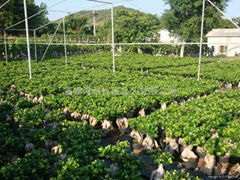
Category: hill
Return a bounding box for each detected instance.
[65,6,155,25]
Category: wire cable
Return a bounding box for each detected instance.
[123,0,153,14]
[40,21,62,62]
[35,3,108,31]
[207,0,239,29]
[0,0,10,9]
[5,0,69,30]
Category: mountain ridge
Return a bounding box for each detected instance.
[63,5,158,25]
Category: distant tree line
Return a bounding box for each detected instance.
[161,0,237,42]
[0,0,239,49]
[0,0,49,35]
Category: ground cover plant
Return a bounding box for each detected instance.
[0,52,239,179]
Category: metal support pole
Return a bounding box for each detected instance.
[111,5,116,72]
[23,0,32,79]
[4,30,8,63]
[93,10,96,36]
[34,30,37,61]
[88,0,115,71]
[197,0,206,81]
[62,17,68,65]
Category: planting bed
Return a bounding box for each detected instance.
[0,53,239,179]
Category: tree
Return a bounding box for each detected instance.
[0,0,49,35]
[113,10,160,43]
[66,16,88,33]
[161,0,231,42]
[233,17,240,26]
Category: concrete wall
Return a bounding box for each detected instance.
[207,36,240,56]
[158,30,180,43]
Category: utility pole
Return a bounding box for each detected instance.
[4,30,8,63]
[88,0,116,72]
[197,0,206,81]
[111,4,115,72]
[93,10,96,36]
[23,0,32,79]
[34,30,37,61]
[63,17,68,65]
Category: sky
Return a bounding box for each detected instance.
[35,0,239,21]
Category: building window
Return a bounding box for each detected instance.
[219,46,228,54]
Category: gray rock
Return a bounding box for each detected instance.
[63,107,69,114]
[89,116,97,127]
[33,97,38,103]
[171,101,178,105]
[38,95,44,103]
[142,135,155,149]
[60,153,68,161]
[181,145,197,162]
[225,83,232,89]
[214,162,229,176]
[150,164,165,180]
[81,114,90,120]
[179,99,186,106]
[51,145,62,154]
[20,92,25,96]
[139,108,146,116]
[196,146,206,158]
[154,140,159,148]
[110,163,119,178]
[25,143,34,153]
[10,84,16,89]
[161,103,167,110]
[130,130,143,144]
[164,138,178,154]
[219,154,230,164]
[116,117,129,134]
[126,111,134,118]
[229,164,240,177]
[71,112,82,120]
[102,120,113,132]
[181,145,198,169]
[199,154,216,176]
[204,154,216,175]
[187,97,194,101]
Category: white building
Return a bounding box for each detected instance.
[156,29,181,44]
[206,28,240,57]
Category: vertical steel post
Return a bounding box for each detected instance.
[93,10,96,36]
[34,29,37,61]
[111,5,116,72]
[197,0,206,81]
[23,0,32,79]
[4,30,8,63]
[63,17,68,65]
